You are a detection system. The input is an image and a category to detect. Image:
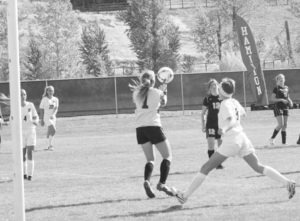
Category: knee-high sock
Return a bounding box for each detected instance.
[208,150,214,158]
[263,166,289,185]
[281,131,286,144]
[159,159,171,184]
[144,162,154,181]
[28,160,34,176]
[23,161,27,175]
[185,172,206,198]
[271,129,280,139]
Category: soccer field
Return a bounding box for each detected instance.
[0,110,300,221]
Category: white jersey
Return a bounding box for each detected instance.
[21,101,38,132]
[39,96,59,126]
[134,88,163,127]
[218,98,245,135]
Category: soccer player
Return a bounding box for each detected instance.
[201,79,223,169]
[130,70,174,198]
[269,73,293,146]
[39,85,59,151]
[21,89,39,181]
[175,78,296,204]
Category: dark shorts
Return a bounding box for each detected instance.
[273,107,288,117]
[136,126,166,145]
[206,126,221,139]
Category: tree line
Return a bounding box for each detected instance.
[0,0,299,81]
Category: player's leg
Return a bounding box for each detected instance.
[214,129,224,169]
[297,133,300,145]
[243,153,295,199]
[141,142,156,198]
[23,147,27,180]
[47,125,56,150]
[270,114,283,145]
[26,146,34,181]
[176,152,227,204]
[281,113,288,144]
[206,128,215,159]
[155,139,174,196]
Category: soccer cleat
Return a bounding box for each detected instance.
[157,182,175,196]
[143,180,155,198]
[27,176,32,181]
[269,138,275,146]
[24,174,27,180]
[287,181,296,199]
[175,191,187,204]
[47,145,54,151]
[216,164,224,169]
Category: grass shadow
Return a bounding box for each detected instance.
[100,199,288,219]
[26,197,167,213]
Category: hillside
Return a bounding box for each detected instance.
[78,4,300,69]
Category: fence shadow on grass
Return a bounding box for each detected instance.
[100,199,287,219]
[26,197,160,213]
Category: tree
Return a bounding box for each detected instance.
[79,22,112,76]
[23,37,43,80]
[193,0,265,64]
[0,7,8,81]
[118,0,180,73]
[33,0,81,79]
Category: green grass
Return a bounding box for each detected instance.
[0,110,300,220]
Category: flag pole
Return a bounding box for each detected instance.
[7,0,26,220]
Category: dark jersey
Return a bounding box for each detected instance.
[273,86,289,109]
[203,94,221,128]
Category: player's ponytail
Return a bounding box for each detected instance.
[129,70,155,105]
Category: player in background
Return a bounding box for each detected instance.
[269,73,293,146]
[175,78,296,204]
[39,85,59,151]
[130,70,174,198]
[201,79,223,169]
[21,89,39,181]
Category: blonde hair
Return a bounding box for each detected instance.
[206,78,218,95]
[129,70,156,105]
[275,73,285,85]
[42,85,55,98]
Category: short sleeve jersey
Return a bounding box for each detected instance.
[273,86,289,109]
[21,102,38,131]
[203,94,221,128]
[134,88,163,127]
[218,98,245,135]
[39,96,59,120]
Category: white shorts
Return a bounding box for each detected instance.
[22,130,36,147]
[217,131,255,158]
[45,117,56,127]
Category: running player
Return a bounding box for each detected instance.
[39,85,59,151]
[175,78,296,204]
[21,89,39,181]
[269,73,293,146]
[201,79,223,169]
[130,70,174,198]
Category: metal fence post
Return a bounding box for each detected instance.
[180,73,185,115]
[114,76,119,117]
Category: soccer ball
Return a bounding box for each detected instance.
[157,67,174,84]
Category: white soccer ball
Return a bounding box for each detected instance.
[157,67,174,84]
